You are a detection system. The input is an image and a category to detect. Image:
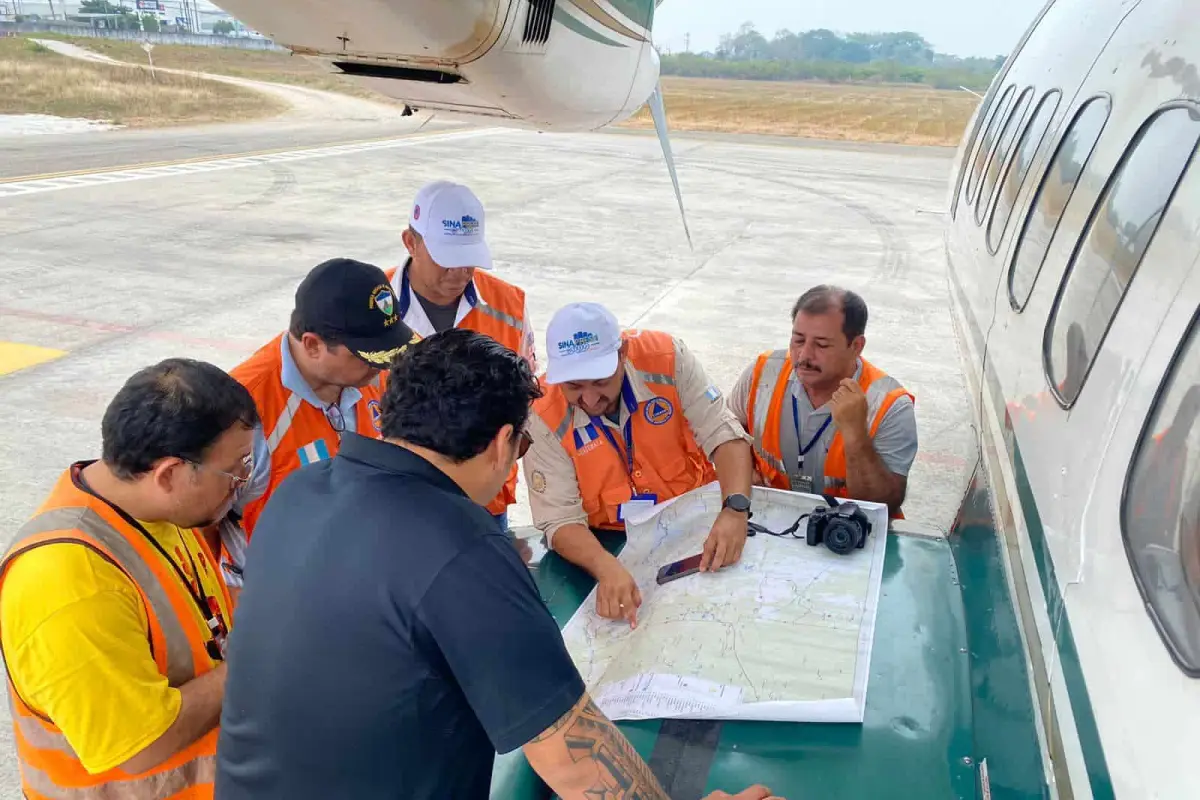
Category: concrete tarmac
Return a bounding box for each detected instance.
[0,124,973,793]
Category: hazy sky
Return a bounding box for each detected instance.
[654,0,1048,58]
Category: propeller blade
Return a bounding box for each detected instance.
[648,80,692,250]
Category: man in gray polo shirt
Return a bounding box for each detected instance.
[730,285,917,517]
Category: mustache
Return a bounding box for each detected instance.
[795,361,820,372]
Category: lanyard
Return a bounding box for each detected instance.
[591,378,640,479]
[792,394,832,470]
[75,465,228,660]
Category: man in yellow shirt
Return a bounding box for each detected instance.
[0,357,257,798]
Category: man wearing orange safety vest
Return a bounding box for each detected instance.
[217,258,418,590]
[523,302,756,627]
[383,180,536,530]
[730,285,917,519]
[0,357,257,799]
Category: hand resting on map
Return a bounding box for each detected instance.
[595,557,642,628]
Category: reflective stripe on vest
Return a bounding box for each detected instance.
[0,470,222,800]
[746,351,792,487]
[5,508,196,687]
[748,353,913,518]
[264,392,303,456]
[534,330,715,530]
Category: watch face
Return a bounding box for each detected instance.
[726,494,751,512]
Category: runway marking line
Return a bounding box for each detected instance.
[0,127,505,198]
[0,342,67,377]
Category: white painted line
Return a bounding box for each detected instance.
[0,128,505,200]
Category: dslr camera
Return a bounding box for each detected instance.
[806,499,872,555]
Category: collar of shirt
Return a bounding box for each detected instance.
[278,334,363,427]
[567,365,658,431]
[336,431,468,499]
[790,358,865,417]
[394,259,484,338]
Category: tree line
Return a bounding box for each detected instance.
[661,24,1004,90]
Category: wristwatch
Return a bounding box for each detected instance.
[722,493,752,516]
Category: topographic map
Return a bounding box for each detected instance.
[561,482,889,723]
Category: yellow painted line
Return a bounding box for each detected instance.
[0,131,448,186]
[0,342,67,376]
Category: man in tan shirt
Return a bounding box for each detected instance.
[523,302,755,627]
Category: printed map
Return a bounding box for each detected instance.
[561,482,888,723]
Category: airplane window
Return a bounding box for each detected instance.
[1045,105,1200,407]
[976,86,1034,226]
[1123,311,1200,676]
[1008,96,1111,311]
[988,89,1062,254]
[965,85,1016,207]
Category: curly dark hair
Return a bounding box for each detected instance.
[380,329,543,462]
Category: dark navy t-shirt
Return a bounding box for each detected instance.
[214,433,585,799]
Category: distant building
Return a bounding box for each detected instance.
[6,0,247,34]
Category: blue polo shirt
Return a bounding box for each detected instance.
[215,433,586,799]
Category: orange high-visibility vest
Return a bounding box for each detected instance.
[231,333,384,538]
[384,265,528,515]
[534,329,717,531]
[746,352,913,519]
[0,466,230,800]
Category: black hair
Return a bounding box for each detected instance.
[381,329,542,462]
[101,358,261,480]
[288,307,343,347]
[791,285,869,342]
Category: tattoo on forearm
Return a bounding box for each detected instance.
[534,696,668,799]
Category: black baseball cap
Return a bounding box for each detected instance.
[294,258,419,367]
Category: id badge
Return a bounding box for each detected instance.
[619,493,658,521]
[795,475,815,495]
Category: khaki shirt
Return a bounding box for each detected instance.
[524,336,751,544]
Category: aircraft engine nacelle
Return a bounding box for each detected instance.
[212,0,662,131]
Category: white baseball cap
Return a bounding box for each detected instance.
[408,181,493,270]
[544,302,623,384]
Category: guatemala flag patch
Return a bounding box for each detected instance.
[298,439,331,466]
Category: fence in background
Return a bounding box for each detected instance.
[0,22,285,50]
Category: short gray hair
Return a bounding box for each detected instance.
[791,285,868,342]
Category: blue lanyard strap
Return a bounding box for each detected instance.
[792,394,832,467]
[592,378,640,477]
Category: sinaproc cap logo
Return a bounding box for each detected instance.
[557,330,601,357]
[442,214,480,237]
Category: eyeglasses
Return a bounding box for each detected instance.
[325,403,345,433]
[187,454,254,489]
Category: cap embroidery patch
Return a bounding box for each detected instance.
[370,285,396,319]
[368,400,382,433]
[557,330,601,356]
[442,215,480,237]
[644,397,674,426]
[413,204,421,221]
[356,344,409,366]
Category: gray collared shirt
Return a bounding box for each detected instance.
[730,358,918,492]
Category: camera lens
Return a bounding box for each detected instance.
[824,519,858,555]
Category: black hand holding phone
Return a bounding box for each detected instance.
[656,553,704,585]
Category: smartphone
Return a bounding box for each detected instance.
[656,553,704,585]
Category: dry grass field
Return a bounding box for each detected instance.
[0,37,284,127]
[11,36,979,145]
[621,76,980,146]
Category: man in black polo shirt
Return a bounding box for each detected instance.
[214,329,781,800]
